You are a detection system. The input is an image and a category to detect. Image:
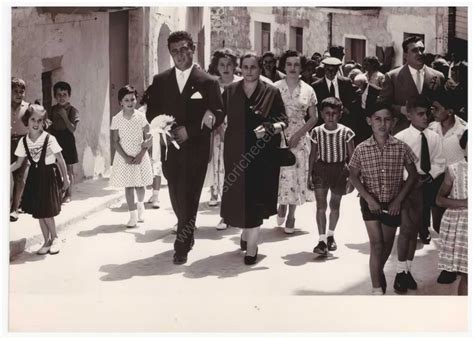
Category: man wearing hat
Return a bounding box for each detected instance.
[311,57,354,129]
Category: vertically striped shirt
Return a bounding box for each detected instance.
[309,124,355,163]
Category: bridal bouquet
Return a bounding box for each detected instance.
[150,114,180,160]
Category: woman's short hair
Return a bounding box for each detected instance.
[279,49,307,70]
[118,84,138,103]
[21,104,51,129]
[240,53,262,69]
[210,48,238,74]
[363,56,381,70]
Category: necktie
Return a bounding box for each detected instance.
[415,70,422,94]
[420,132,431,174]
[329,81,335,97]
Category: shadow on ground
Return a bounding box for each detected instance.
[160,226,240,244]
[183,250,268,279]
[99,250,184,281]
[10,251,47,265]
[281,251,339,266]
[77,224,128,237]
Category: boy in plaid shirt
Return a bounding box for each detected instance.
[349,100,418,295]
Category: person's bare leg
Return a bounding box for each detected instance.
[38,219,51,245]
[364,220,384,288]
[64,164,74,201]
[458,273,468,295]
[328,192,342,232]
[43,217,58,239]
[245,227,259,257]
[315,188,329,236]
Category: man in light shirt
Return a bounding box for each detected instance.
[380,36,445,134]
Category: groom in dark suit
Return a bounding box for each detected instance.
[146,31,224,265]
[379,35,445,134]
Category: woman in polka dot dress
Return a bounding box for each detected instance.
[110,85,153,227]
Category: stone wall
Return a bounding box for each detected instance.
[12,8,111,180]
[209,6,450,65]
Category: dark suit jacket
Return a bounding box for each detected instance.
[311,76,354,129]
[379,64,445,133]
[352,84,380,145]
[146,65,224,165]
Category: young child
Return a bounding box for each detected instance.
[10,104,70,255]
[110,85,153,227]
[394,95,445,293]
[436,130,468,294]
[308,97,355,256]
[10,77,30,222]
[349,100,418,295]
[139,87,161,209]
[49,81,79,203]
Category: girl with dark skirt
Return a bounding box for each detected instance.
[220,53,287,265]
[11,104,70,255]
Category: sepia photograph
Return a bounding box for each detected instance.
[4,2,471,335]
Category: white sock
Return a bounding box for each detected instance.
[397,260,407,273]
[319,234,327,243]
[327,230,335,237]
[137,202,144,211]
[371,287,383,295]
[153,190,160,199]
[129,209,137,221]
[407,260,413,272]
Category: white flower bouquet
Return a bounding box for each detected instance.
[150,115,180,160]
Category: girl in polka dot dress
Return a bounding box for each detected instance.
[110,85,153,227]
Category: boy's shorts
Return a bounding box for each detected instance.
[312,160,348,195]
[360,197,401,227]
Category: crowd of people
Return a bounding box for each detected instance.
[10,31,468,295]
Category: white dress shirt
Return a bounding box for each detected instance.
[408,65,425,94]
[325,77,340,98]
[395,124,445,179]
[428,115,467,166]
[175,66,193,93]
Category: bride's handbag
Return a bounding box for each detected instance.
[275,132,296,167]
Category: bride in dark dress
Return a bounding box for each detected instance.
[220,53,288,265]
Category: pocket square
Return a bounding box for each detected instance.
[190,92,203,99]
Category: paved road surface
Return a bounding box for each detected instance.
[9,188,467,332]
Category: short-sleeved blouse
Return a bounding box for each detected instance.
[15,132,62,165]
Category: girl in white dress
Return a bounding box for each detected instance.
[110,85,153,227]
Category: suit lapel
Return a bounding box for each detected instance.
[399,64,418,95]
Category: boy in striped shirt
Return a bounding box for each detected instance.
[308,97,355,256]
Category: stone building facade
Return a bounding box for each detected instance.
[209,7,461,69]
[11,7,211,182]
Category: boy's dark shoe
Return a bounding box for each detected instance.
[419,230,431,244]
[437,270,457,284]
[394,272,408,293]
[313,241,328,256]
[327,236,337,251]
[406,271,418,290]
[173,253,187,265]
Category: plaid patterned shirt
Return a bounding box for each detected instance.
[349,135,417,203]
